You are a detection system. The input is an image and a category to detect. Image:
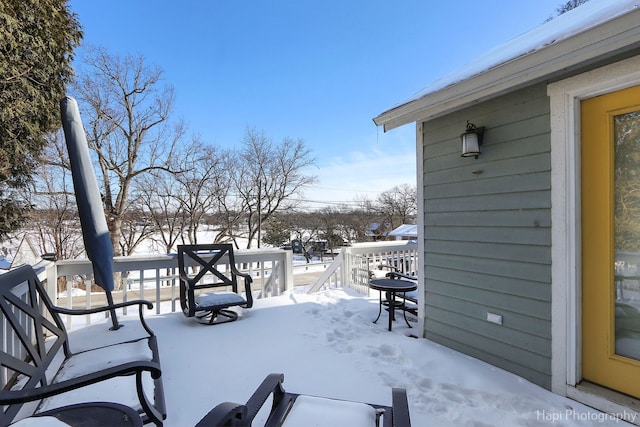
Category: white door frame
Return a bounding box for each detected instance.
[548,54,640,414]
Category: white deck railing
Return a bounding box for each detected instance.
[28,241,418,329]
[35,248,293,329]
[306,240,419,294]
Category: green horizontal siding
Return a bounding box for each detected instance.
[428,208,550,227]
[427,327,552,389]
[427,284,550,332]
[429,240,550,264]
[421,82,552,389]
[427,266,551,301]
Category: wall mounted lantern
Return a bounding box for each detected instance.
[460,121,484,159]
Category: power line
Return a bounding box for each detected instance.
[289,198,373,207]
[307,185,380,194]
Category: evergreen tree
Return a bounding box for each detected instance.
[0,0,82,238]
[555,0,590,16]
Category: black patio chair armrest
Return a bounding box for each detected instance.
[195,401,248,427]
[244,373,286,423]
[392,388,412,427]
[228,261,248,278]
[230,264,253,290]
[51,300,156,336]
[194,374,285,427]
[386,271,417,281]
[177,269,195,285]
[51,299,153,316]
[240,273,254,308]
[0,361,162,406]
[377,264,400,272]
[221,260,253,307]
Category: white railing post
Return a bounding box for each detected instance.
[44,262,58,303]
[341,246,351,287]
[282,249,294,293]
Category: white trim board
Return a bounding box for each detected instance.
[415,121,426,334]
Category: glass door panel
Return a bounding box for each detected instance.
[614,109,640,361]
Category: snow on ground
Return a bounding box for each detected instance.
[35,287,634,426]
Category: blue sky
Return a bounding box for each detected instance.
[69,0,565,208]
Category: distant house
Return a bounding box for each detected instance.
[388,224,417,241]
[0,256,10,270]
[374,1,640,419]
[12,235,39,268]
[0,235,39,271]
[366,222,390,241]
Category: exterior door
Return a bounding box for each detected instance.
[582,84,640,399]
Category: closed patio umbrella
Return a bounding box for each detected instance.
[60,96,120,330]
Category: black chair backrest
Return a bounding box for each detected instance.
[0,265,69,422]
[177,244,241,314]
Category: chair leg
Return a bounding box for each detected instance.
[374,408,386,427]
[391,388,412,427]
[400,292,412,329]
[194,309,239,325]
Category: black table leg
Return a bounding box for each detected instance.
[373,290,383,324]
[388,291,395,331]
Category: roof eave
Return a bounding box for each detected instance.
[373,8,640,131]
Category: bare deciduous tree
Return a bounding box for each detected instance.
[71,46,184,256]
[173,141,226,245]
[316,206,346,260]
[136,173,186,255]
[347,195,378,242]
[134,138,227,252]
[118,198,156,256]
[29,131,83,259]
[222,127,316,248]
[375,184,417,230]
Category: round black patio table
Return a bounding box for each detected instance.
[369,278,417,331]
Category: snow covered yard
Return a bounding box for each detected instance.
[45,287,632,426]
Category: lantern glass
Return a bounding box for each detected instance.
[461,132,480,157]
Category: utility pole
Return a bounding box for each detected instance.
[257,178,262,248]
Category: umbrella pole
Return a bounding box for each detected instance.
[106,291,122,330]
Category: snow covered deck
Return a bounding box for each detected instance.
[7,243,633,425]
[33,287,628,426]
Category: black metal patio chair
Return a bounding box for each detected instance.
[177,244,253,325]
[195,373,411,427]
[370,266,419,317]
[383,271,418,316]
